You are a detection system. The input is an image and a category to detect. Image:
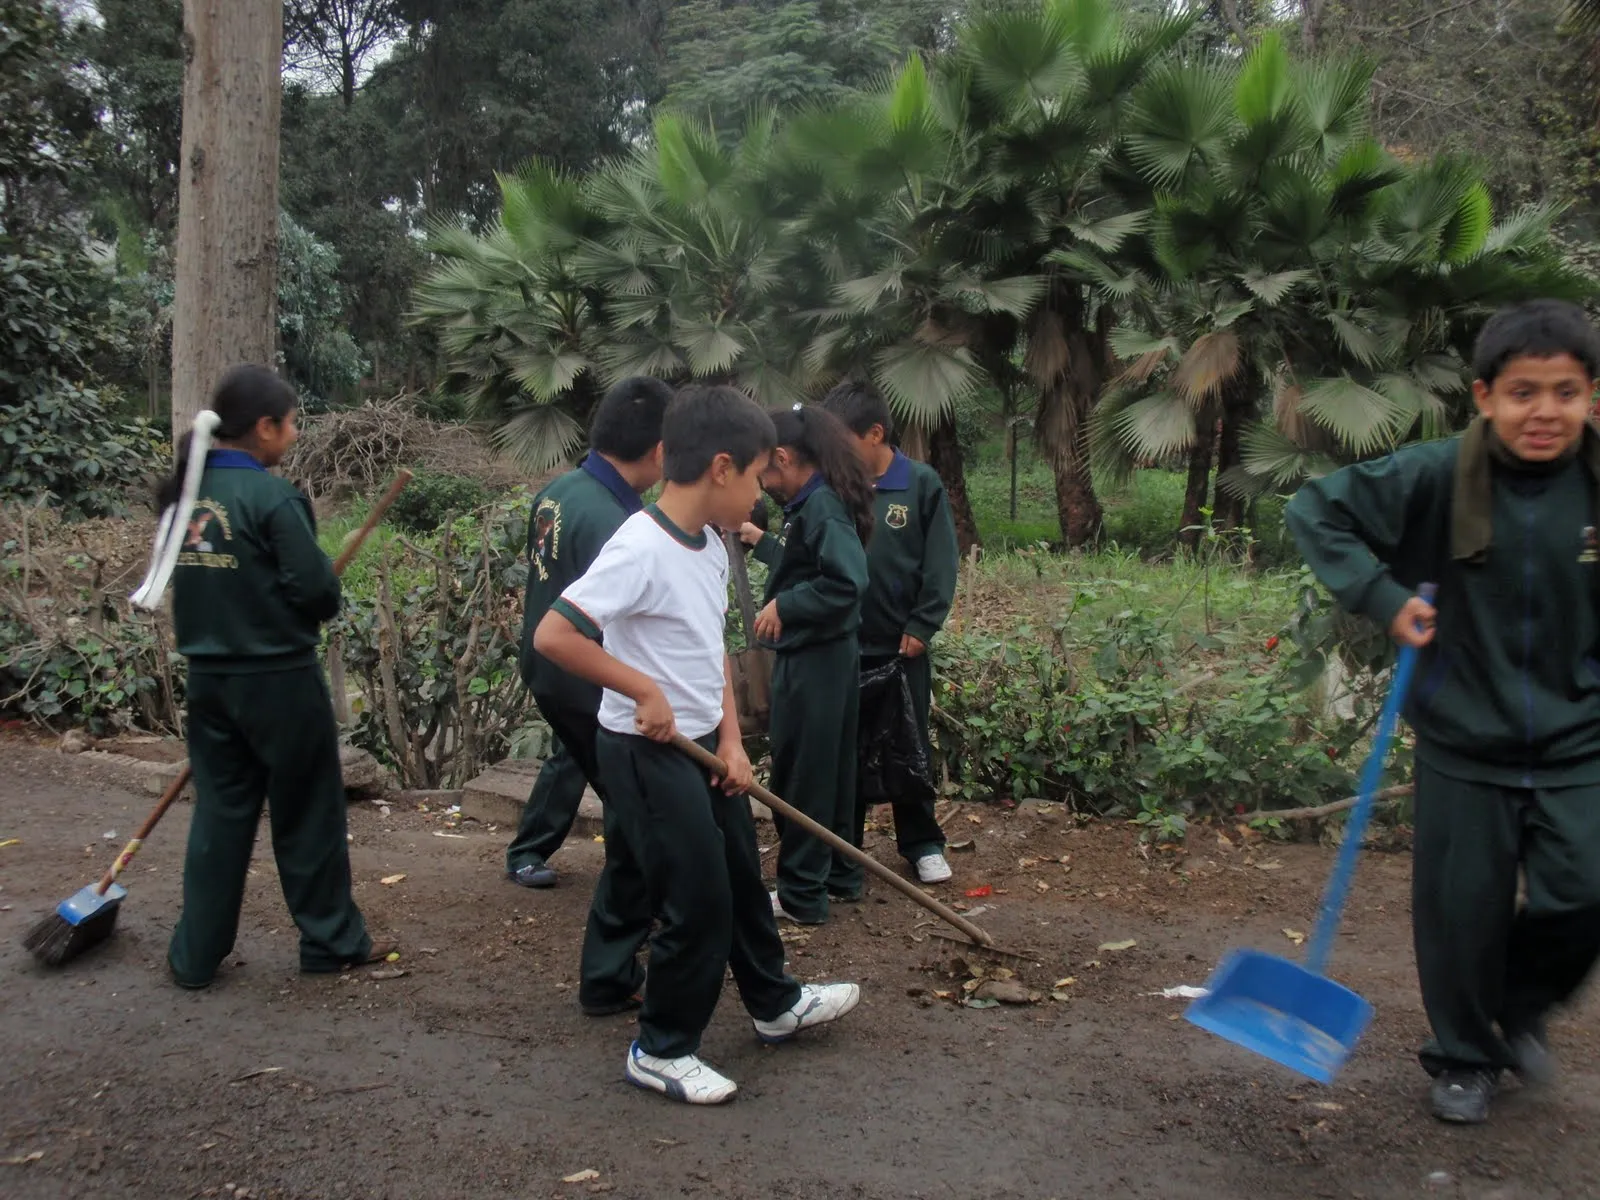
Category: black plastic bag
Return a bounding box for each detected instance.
[857,658,936,808]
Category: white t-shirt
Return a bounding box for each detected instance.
[552,506,729,740]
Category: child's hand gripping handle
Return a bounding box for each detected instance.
[91,470,414,898]
[1306,582,1435,975]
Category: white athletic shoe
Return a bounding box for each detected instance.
[625,1041,738,1105]
[770,890,800,922]
[915,852,953,884]
[753,982,862,1044]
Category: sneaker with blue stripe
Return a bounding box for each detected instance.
[752,982,861,1044]
[624,1041,738,1105]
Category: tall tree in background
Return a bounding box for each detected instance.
[661,0,953,134]
[169,0,284,425]
[375,0,666,226]
[84,0,184,237]
[283,0,400,106]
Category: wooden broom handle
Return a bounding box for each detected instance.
[670,734,993,946]
[93,470,414,896]
[334,469,412,574]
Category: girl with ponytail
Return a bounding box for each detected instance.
[142,364,396,991]
[737,404,872,924]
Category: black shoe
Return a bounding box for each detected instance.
[507,862,557,888]
[580,990,644,1017]
[1509,1027,1557,1089]
[1430,1069,1498,1124]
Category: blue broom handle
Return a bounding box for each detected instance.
[1306,582,1435,975]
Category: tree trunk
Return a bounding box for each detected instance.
[1031,299,1105,548]
[924,412,982,557]
[1177,410,1218,551]
[170,0,283,428]
[1211,371,1251,532]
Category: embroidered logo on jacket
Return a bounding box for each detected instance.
[885,503,909,530]
[531,498,562,581]
[178,500,238,568]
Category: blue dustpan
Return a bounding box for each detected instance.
[1187,587,1432,1083]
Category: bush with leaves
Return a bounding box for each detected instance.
[0,383,166,518]
[0,507,183,734]
[333,498,529,788]
[278,211,369,411]
[385,470,495,534]
[930,596,1375,838]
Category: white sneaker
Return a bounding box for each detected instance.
[915,852,953,884]
[753,982,861,1044]
[770,890,800,922]
[624,1041,737,1105]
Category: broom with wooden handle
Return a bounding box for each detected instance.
[671,734,993,947]
[23,470,413,967]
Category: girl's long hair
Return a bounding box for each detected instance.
[768,405,875,545]
[155,365,297,509]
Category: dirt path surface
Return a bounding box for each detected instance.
[3,738,1598,1200]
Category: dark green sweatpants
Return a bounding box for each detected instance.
[1413,759,1600,1075]
[168,666,370,985]
[505,694,603,873]
[858,652,945,863]
[769,638,861,922]
[585,729,799,1058]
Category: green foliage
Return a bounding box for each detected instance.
[0,517,183,735]
[0,0,98,236]
[77,0,185,233]
[0,384,166,519]
[333,497,530,788]
[374,0,663,226]
[385,470,494,533]
[0,238,121,402]
[661,0,950,135]
[0,609,178,735]
[930,598,1363,827]
[278,211,370,409]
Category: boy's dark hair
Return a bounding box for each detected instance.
[590,375,673,461]
[155,365,296,509]
[1473,299,1600,387]
[769,405,876,545]
[662,384,776,484]
[819,377,895,443]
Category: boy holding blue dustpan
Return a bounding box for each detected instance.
[1287,299,1600,1125]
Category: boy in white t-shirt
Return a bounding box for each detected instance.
[534,384,862,1105]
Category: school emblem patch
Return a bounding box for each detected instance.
[1582,526,1598,565]
[178,500,237,569]
[885,503,909,530]
[531,498,562,582]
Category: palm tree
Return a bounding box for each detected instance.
[409,164,610,472]
[412,116,812,470]
[764,0,1201,549]
[941,0,1198,545]
[1093,33,1592,545]
[768,53,1045,548]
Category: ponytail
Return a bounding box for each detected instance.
[769,405,876,545]
[135,366,297,611]
[152,365,298,509]
[155,431,195,510]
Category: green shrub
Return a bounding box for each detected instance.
[386,470,494,533]
[0,384,166,518]
[0,520,184,735]
[930,595,1372,834]
[333,499,528,787]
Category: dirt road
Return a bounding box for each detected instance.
[2,739,1596,1199]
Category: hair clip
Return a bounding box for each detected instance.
[792,402,803,411]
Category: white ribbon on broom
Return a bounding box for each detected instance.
[131,409,223,611]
